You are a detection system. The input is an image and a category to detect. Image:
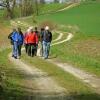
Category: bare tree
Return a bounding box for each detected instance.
[18,0,34,17]
[0,0,16,19]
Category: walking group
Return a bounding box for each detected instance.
[8,26,52,59]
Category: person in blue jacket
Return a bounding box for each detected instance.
[11,29,19,59]
[11,27,23,59]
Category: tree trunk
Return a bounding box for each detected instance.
[6,0,13,19]
[35,0,39,16]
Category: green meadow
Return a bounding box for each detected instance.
[37,2,100,35]
[32,2,100,76]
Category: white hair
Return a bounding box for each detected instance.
[45,26,49,30]
[29,26,33,30]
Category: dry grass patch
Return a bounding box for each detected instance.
[75,39,100,61]
[0,24,10,48]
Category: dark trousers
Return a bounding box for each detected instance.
[18,45,22,56]
[28,43,36,57]
[25,44,28,53]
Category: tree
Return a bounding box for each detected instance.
[54,0,59,3]
[0,0,16,19]
[39,0,45,4]
[19,0,34,17]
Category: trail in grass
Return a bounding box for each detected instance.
[8,53,67,98]
[11,20,100,94]
[45,34,100,94]
[53,32,63,42]
[57,3,80,12]
[51,32,73,46]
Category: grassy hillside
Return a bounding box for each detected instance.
[35,2,100,76]
[49,2,100,76]
[39,3,70,14]
[37,2,100,35]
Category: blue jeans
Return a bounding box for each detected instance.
[12,45,14,56]
[13,42,18,57]
[40,42,43,56]
[43,41,51,59]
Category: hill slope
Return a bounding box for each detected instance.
[37,2,100,35]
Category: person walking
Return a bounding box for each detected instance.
[11,29,19,59]
[26,27,38,57]
[8,28,16,57]
[17,28,24,58]
[40,28,45,56]
[43,26,52,59]
[24,28,30,53]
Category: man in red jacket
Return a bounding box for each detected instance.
[26,28,38,57]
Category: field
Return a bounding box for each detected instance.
[34,2,100,76]
[39,3,70,14]
[22,52,100,100]
[0,1,100,100]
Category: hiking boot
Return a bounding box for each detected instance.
[12,55,14,57]
[14,56,17,59]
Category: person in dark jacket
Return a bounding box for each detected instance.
[17,27,24,58]
[8,28,16,57]
[42,26,52,59]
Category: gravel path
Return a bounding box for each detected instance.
[8,53,67,99]
[57,3,80,12]
[53,32,63,42]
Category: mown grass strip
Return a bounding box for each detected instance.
[22,53,100,100]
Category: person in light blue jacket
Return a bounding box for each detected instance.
[11,27,23,59]
[11,30,19,59]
